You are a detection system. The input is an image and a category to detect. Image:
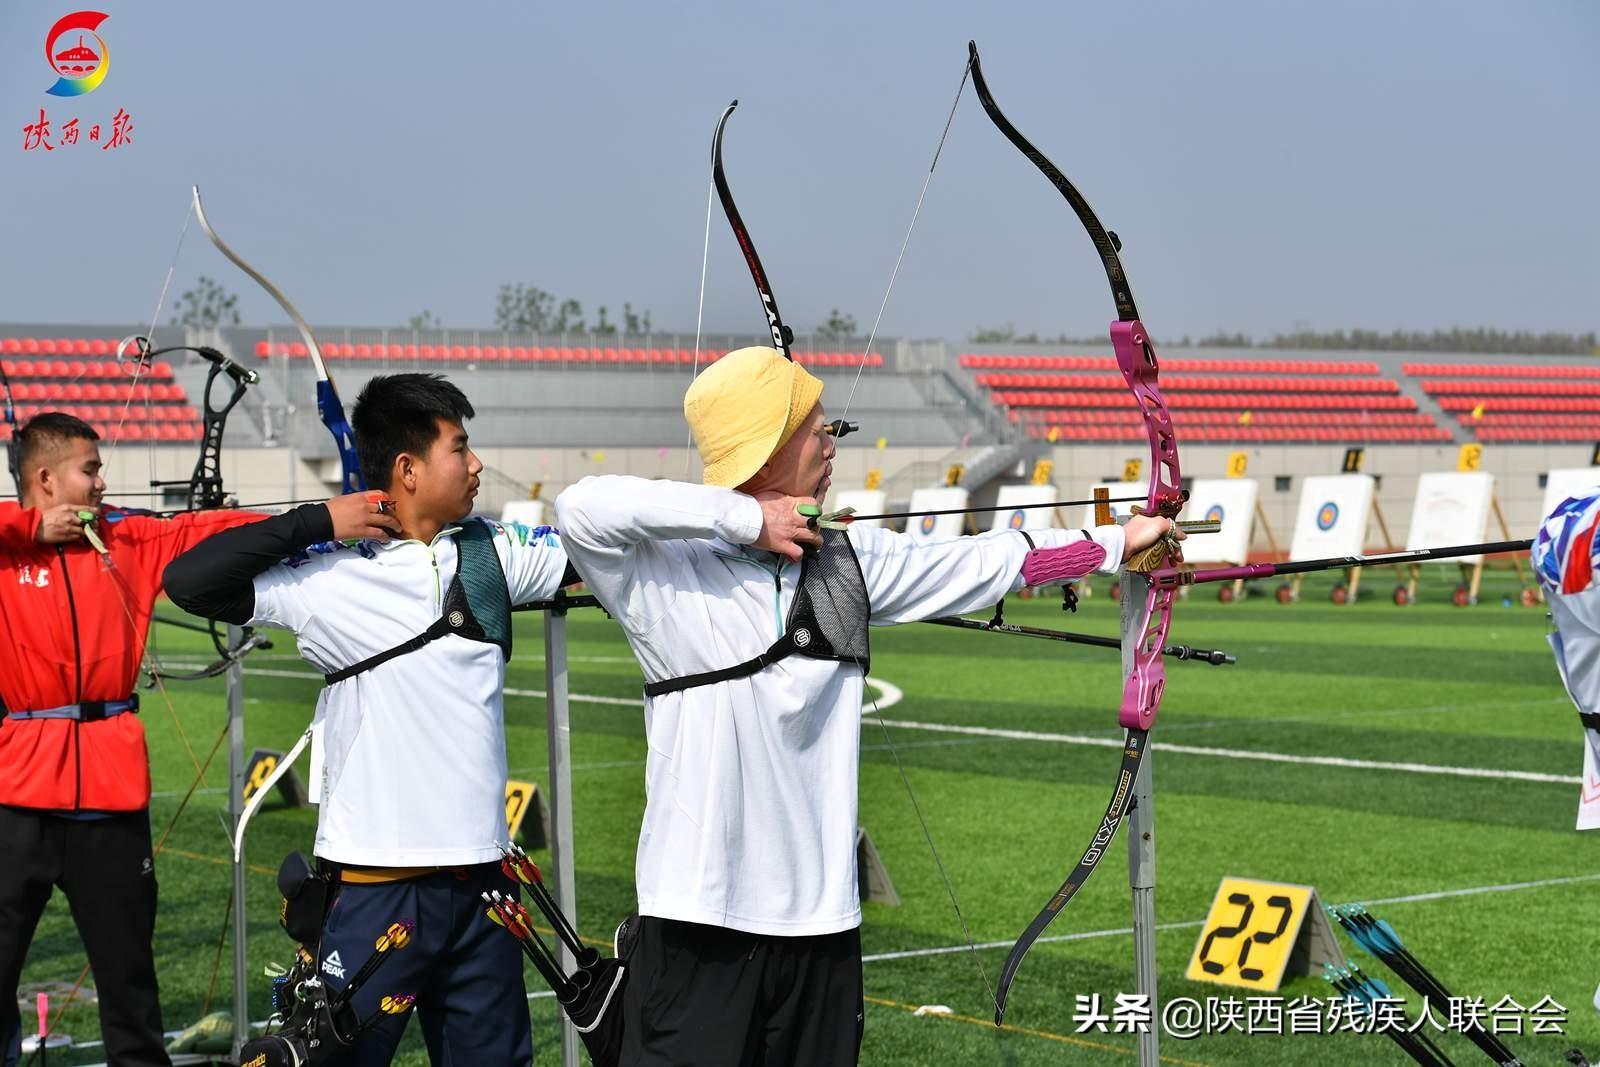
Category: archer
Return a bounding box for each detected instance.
[554,346,1179,1064]
[0,412,264,1067]
[164,373,575,1066]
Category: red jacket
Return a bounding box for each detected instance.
[0,502,264,811]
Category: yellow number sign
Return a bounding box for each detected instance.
[1031,459,1054,486]
[1227,451,1249,479]
[865,468,882,490]
[1122,459,1143,483]
[1184,877,1313,991]
[1456,444,1483,472]
[1341,447,1364,473]
[945,464,964,487]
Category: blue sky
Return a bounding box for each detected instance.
[1,1,1594,342]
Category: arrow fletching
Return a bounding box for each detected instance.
[379,993,415,1016]
[375,919,414,953]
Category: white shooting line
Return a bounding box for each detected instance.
[868,716,1582,786]
[862,871,1600,964]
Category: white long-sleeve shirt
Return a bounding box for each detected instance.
[250,518,569,866]
[556,476,1124,936]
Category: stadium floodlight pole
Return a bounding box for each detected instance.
[1332,905,1525,1067]
[1160,539,1532,587]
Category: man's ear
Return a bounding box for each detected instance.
[391,452,416,493]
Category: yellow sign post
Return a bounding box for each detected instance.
[1184,877,1343,991]
[865,468,882,490]
[1226,451,1249,479]
[1457,443,1483,472]
[1031,459,1054,486]
[945,464,964,487]
[1341,448,1364,473]
[1122,458,1143,483]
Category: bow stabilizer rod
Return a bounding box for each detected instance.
[924,615,1235,665]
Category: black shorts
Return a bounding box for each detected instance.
[621,916,864,1067]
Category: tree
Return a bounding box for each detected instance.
[495,283,556,334]
[406,310,439,332]
[623,302,652,336]
[553,299,585,334]
[1198,331,1253,348]
[815,309,858,341]
[593,305,616,336]
[171,275,240,329]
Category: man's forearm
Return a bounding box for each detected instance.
[163,503,333,623]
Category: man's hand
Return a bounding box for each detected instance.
[34,503,90,545]
[753,491,822,561]
[1122,513,1185,562]
[327,492,403,543]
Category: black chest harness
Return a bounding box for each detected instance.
[323,521,512,685]
[644,528,871,698]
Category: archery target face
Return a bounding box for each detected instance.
[1289,475,1373,561]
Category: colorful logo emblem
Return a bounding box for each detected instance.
[1007,509,1026,529]
[919,515,936,536]
[45,12,110,97]
[1205,504,1224,524]
[1316,502,1340,531]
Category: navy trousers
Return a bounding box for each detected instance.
[316,862,532,1067]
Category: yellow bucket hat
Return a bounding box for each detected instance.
[685,346,825,488]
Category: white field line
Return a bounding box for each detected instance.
[861,871,1600,964]
[869,716,1582,786]
[178,666,1571,785]
[154,671,906,792]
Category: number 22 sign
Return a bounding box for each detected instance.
[1184,877,1335,991]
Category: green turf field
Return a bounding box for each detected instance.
[17,565,1596,1065]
